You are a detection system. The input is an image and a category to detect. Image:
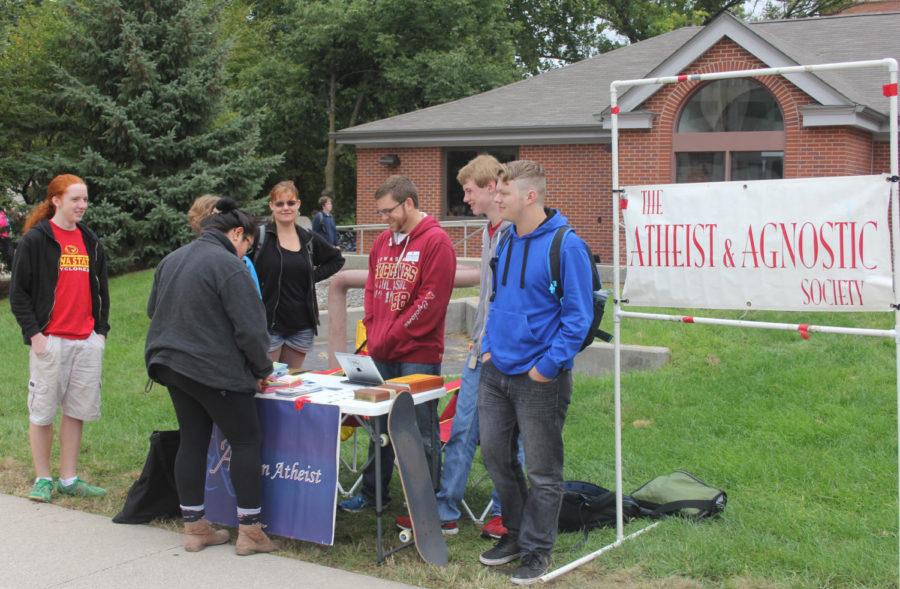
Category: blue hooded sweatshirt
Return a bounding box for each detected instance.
[482,209,594,379]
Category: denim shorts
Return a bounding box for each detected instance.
[267,328,314,353]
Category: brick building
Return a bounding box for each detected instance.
[335,11,899,263]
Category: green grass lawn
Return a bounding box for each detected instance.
[0,270,897,588]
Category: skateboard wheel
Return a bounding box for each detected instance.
[399,530,412,543]
[379,433,389,447]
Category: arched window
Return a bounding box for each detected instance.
[674,79,785,183]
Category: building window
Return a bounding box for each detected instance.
[444,147,518,217]
[674,79,785,183]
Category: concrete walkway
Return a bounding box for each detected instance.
[0,494,418,589]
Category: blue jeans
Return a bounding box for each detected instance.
[478,359,572,556]
[361,361,441,503]
[436,352,524,522]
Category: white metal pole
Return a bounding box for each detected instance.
[539,522,661,583]
[617,311,896,339]
[885,58,900,583]
[610,83,624,542]
[549,58,898,584]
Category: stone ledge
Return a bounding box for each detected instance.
[318,296,669,376]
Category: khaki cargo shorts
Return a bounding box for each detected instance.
[27,332,105,425]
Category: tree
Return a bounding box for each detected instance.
[1,0,281,272]
[228,0,520,217]
[506,0,620,73]
[758,0,854,19]
[0,1,77,201]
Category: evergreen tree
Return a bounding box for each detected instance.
[47,0,279,272]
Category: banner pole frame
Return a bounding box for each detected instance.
[543,57,899,584]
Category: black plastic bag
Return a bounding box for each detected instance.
[113,430,181,524]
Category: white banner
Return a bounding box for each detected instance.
[621,175,894,312]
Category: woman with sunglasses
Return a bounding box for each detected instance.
[254,181,345,371]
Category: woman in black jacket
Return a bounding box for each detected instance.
[254,181,345,370]
[145,198,276,556]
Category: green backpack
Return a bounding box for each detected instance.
[631,470,727,519]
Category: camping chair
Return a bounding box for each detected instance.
[309,366,366,497]
[328,321,371,496]
[439,378,494,524]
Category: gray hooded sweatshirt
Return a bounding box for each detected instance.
[145,230,272,392]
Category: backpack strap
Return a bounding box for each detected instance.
[549,225,613,343]
[253,223,268,262]
[548,226,571,300]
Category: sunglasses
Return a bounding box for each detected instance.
[273,200,298,208]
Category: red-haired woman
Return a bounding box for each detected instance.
[9,174,110,503]
[254,181,344,371]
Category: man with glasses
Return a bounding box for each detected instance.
[339,175,456,513]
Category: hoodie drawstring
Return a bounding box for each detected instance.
[520,239,531,289]
[501,237,513,287]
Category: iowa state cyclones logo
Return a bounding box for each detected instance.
[59,244,89,272]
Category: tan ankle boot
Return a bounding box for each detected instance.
[183,519,230,552]
[235,523,279,556]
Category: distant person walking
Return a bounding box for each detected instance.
[0,206,12,271]
[312,191,338,246]
[9,174,110,503]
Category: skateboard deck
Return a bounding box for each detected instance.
[387,392,449,566]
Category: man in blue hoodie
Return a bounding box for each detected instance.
[477,160,594,584]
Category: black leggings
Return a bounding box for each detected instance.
[155,365,262,509]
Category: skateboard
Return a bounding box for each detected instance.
[387,391,449,566]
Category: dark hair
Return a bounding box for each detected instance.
[199,197,259,243]
[318,195,332,207]
[374,175,418,208]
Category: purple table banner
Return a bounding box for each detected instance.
[204,398,341,545]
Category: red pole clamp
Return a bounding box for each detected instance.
[677,74,688,82]
[798,324,810,340]
[884,83,899,97]
[610,106,620,115]
[294,395,311,412]
[619,198,628,210]
[682,316,695,323]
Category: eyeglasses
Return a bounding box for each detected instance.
[273,200,298,208]
[375,199,406,217]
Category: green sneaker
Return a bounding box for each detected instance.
[28,478,54,502]
[57,477,106,498]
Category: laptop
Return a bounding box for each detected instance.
[334,352,385,386]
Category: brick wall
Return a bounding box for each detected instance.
[354,38,888,263]
[355,147,442,254]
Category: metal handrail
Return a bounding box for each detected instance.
[336,218,488,256]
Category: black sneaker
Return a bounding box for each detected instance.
[479,535,522,566]
[510,552,550,585]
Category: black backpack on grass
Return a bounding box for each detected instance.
[558,481,640,532]
[113,430,181,524]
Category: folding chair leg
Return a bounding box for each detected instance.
[478,499,494,523]
[351,429,359,471]
[460,499,480,524]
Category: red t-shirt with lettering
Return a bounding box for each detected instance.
[45,221,94,339]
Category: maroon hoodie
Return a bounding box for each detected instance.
[363,214,456,364]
